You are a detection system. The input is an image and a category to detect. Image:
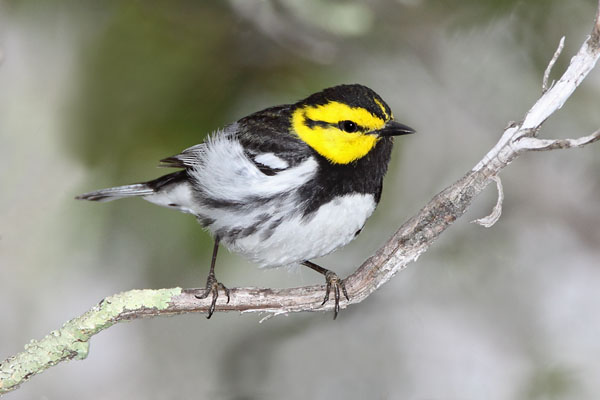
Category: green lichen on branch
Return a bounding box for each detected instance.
[0,288,182,395]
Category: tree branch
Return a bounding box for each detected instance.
[2,3,600,395]
[543,36,565,93]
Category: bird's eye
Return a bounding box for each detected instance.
[339,120,358,133]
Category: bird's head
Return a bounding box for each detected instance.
[291,84,415,164]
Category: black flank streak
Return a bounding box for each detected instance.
[217,213,273,241]
[260,216,285,240]
[196,215,216,227]
[240,213,272,237]
[197,192,276,210]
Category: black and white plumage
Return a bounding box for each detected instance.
[77,84,415,318]
[79,123,383,268]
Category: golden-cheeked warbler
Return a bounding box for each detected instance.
[77,84,415,319]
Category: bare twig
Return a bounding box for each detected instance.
[471,175,504,228]
[2,4,600,396]
[543,36,565,93]
[516,129,600,151]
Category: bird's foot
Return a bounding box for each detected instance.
[321,271,350,320]
[195,272,230,319]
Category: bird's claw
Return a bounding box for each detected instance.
[320,271,349,320]
[195,273,230,319]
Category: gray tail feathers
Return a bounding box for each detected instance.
[75,184,154,202]
[76,171,187,202]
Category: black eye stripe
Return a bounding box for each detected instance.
[304,116,331,129]
[303,115,368,132]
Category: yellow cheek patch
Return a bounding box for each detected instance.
[291,101,385,164]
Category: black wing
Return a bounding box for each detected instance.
[235,104,313,172]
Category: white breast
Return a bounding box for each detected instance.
[228,193,376,268]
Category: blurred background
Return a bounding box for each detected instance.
[1,0,599,399]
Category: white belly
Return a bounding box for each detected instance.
[226,193,376,267]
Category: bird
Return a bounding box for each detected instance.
[76,84,415,319]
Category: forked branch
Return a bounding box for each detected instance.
[2,3,600,395]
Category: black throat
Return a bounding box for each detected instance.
[299,137,394,216]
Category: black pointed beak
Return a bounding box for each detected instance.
[378,120,416,137]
